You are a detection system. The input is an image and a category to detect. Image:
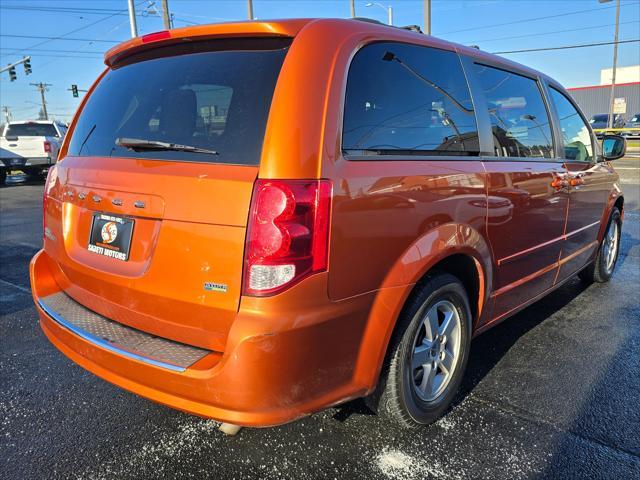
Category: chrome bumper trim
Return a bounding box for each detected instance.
[38,295,208,373]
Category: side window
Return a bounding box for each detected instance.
[549,88,593,162]
[343,42,480,156]
[473,64,554,159]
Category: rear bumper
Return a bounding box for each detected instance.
[30,249,373,426]
[1,157,51,168]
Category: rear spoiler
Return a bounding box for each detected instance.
[104,19,311,67]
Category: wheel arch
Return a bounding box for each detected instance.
[597,188,624,243]
[352,223,492,394]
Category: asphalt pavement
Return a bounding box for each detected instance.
[1,158,639,480]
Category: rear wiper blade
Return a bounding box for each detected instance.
[115,137,218,155]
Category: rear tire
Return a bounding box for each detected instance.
[578,207,621,284]
[370,272,472,428]
[25,168,46,182]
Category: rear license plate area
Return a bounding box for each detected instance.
[87,213,134,261]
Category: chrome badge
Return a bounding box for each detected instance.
[204,282,228,293]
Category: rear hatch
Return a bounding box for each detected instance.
[44,37,290,352]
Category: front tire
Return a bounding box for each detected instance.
[579,207,621,284]
[371,273,472,428]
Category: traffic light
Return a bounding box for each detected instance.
[23,57,31,75]
[71,84,78,98]
[8,66,17,82]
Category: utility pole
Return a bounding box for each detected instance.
[350,0,356,18]
[424,0,431,35]
[600,0,621,129]
[608,0,621,129]
[247,0,254,20]
[127,0,138,38]
[2,106,11,124]
[161,0,171,29]
[30,82,51,121]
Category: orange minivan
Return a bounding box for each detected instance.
[30,18,627,429]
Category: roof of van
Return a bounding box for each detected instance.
[104,18,549,82]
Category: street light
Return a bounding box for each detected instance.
[599,0,621,129]
[366,2,393,26]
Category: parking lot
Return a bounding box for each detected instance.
[1,158,638,480]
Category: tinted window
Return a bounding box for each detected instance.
[6,123,58,137]
[67,39,289,165]
[549,88,593,162]
[343,42,479,156]
[473,64,554,158]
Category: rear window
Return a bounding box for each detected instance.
[591,114,609,123]
[6,123,58,137]
[67,38,290,165]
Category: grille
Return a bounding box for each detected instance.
[39,292,210,371]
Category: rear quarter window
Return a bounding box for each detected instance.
[342,42,480,157]
[67,38,290,165]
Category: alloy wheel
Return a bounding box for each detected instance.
[410,300,462,402]
[603,219,619,273]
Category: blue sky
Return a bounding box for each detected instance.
[1,0,639,122]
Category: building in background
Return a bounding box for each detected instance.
[600,65,640,85]
[568,65,640,123]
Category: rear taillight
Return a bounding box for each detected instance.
[243,179,332,296]
[43,141,51,154]
[42,168,53,239]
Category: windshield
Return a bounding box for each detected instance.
[67,38,290,165]
[6,123,58,137]
[590,114,609,123]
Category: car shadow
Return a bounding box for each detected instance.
[331,275,593,423]
[615,229,639,269]
[457,276,590,401]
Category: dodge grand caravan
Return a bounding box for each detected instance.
[30,19,626,428]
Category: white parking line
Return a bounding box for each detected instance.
[0,278,31,294]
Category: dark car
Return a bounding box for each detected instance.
[590,113,626,137]
[623,113,640,137]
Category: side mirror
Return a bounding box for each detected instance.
[601,135,626,161]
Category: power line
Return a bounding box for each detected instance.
[0,6,126,14]
[0,5,150,16]
[492,38,640,55]
[171,16,198,26]
[0,34,120,44]
[2,1,144,57]
[469,19,639,44]
[438,1,637,35]
[0,47,105,54]
[0,53,102,59]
